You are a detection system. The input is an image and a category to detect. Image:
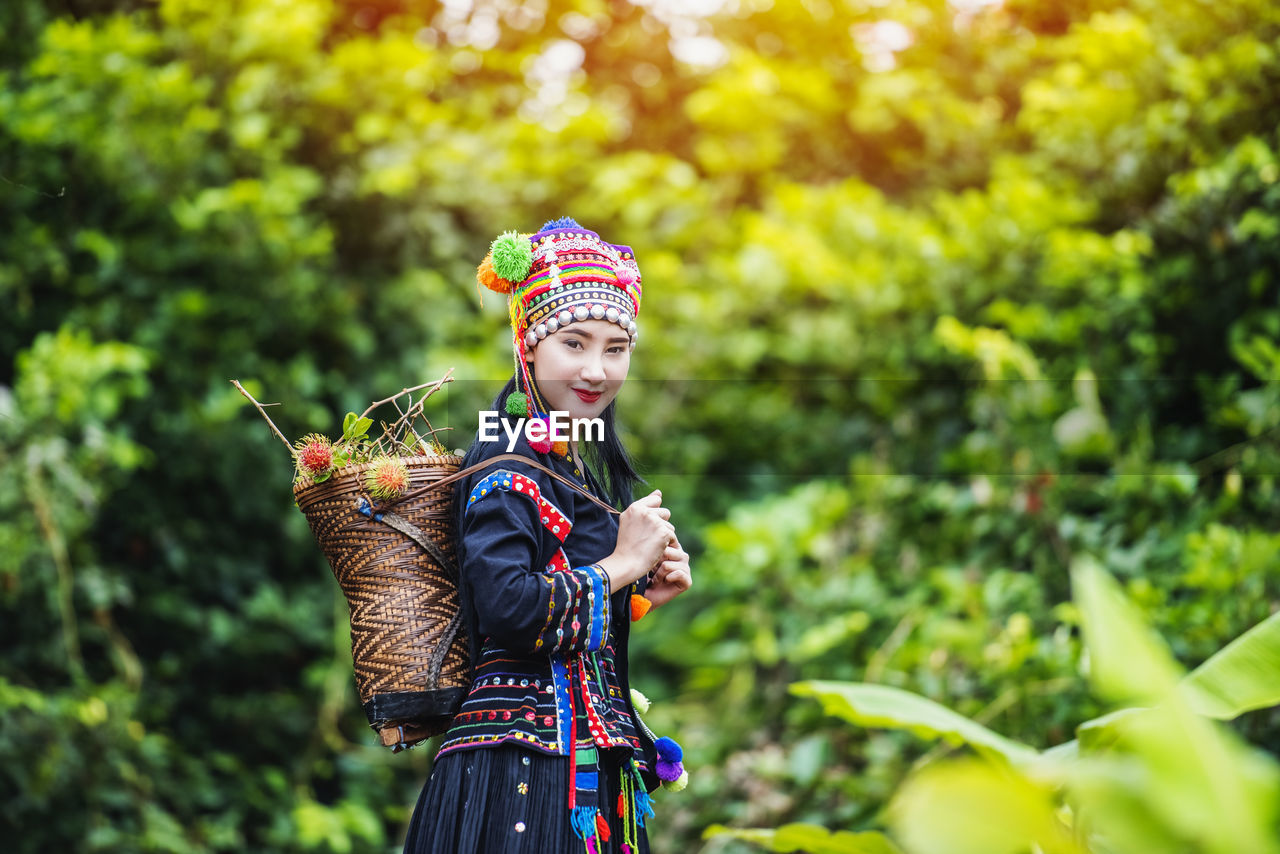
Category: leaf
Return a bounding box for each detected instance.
[341,413,373,441]
[1076,706,1148,752]
[1180,610,1280,719]
[888,759,1082,854]
[1064,703,1280,854]
[1071,556,1182,704]
[1065,565,1280,853]
[1076,610,1280,747]
[703,823,903,854]
[1042,739,1079,761]
[790,681,1039,766]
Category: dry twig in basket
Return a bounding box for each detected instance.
[230,369,457,496]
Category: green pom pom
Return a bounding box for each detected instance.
[505,392,528,416]
[490,231,533,283]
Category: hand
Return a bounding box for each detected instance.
[643,537,691,609]
[598,490,675,592]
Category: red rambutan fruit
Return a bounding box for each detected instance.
[295,433,334,476]
[365,456,409,500]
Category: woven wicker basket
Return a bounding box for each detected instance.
[293,454,470,750]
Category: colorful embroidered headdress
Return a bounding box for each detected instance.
[477,216,643,450]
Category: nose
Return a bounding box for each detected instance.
[580,351,606,384]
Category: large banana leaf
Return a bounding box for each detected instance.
[1062,592,1280,754]
[1070,561,1280,854]
[703,824,903,854]
[1072,556,1182,703]
[1179,610,1280,719]
[888,758,1084,854]
[790,681,1039,766]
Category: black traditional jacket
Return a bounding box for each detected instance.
[435,432,656,783]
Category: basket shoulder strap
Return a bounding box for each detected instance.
[379,453,622,516]
[356,497,455,575]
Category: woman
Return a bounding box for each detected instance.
[402,218,692,853]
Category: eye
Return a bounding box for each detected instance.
[563,338,584,350]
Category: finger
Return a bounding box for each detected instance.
[653,562,674,581]
[654,507,672,521]
[635,490,662,508]
[657,558,690,578]
[663,568,691,590]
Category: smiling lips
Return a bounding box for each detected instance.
[573,388,603,404]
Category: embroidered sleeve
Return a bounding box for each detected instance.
[462,469,610,655]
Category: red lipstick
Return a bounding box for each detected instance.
[573,389,602,404]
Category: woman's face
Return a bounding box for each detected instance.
[524,319,631,423]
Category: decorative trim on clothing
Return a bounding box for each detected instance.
[533,556,610,655]
[468,469,570,542]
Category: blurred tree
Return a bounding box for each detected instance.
[1,0,1279,850]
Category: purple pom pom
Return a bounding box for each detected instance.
[654,736,682,762]
[656,758,683,782]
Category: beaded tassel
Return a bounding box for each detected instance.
[567,662,579,810]
[513,345,555,453]
[619,767,636,852]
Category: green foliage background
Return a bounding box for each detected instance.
[2,0,1279,850]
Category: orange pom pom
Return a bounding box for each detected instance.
[551,440,569,457]
[630,593,652,622]
[476,254,513,294]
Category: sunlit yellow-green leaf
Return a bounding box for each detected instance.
[1072,557,1182,703]
[791,681,1039,766]
[704,823,903,854]
[889,759,1081,854]
[1180,610,1280,719]
[1066,703,1280,854]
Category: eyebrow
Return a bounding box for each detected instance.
[561,328,630,345]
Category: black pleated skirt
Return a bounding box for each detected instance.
[402,745,653,854]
